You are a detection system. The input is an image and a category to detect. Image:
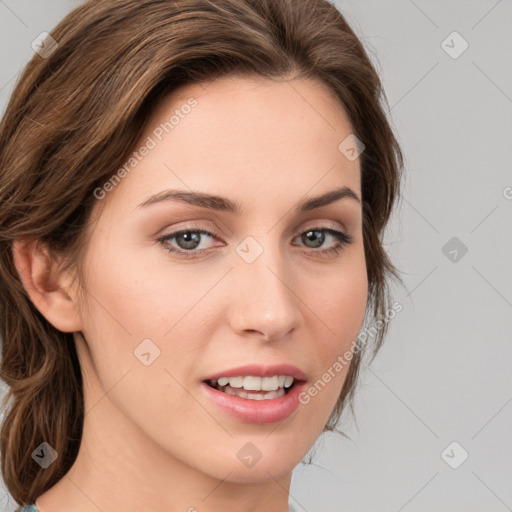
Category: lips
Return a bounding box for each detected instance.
[201,378,308,423]
[201,363,308,382]
[200,363,309,423]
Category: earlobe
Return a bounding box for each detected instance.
[12,239,83,333]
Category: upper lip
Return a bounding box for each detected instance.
[202,363,308,382]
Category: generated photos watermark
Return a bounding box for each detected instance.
[298,301,403,405]
[93,97,198,200]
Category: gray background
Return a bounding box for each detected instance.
[1,1,511,511]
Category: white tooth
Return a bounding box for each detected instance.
[243,376,262,391]
[228,376,244,388]
[270,388,285,399]
[218,377,229,386]
[261,376,279,391]
[278,375,286,387]
[284,376,294,388]
[222,386,286,400]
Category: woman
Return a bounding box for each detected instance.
[0,0,403,510]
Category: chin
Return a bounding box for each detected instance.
[199,442,304,483]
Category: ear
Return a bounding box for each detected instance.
[12,238,83,333]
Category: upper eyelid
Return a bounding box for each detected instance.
[160,223,348,239]
[159,218,349,237]
[159,223,350,247]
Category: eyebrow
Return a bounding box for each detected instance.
[136,185,360,213]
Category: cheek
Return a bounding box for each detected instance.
[78,241,216,407]
[326,272,367,333]
[309,251,368,347]
[77,249,205,436]
[298,250,367,412]
[82,242,191,340]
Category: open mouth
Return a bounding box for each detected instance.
[204,377,298,401]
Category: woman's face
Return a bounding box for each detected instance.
[74,76,367,482]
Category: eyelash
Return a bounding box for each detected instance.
[157,223,353,259]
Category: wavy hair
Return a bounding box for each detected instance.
[0,0,403,506]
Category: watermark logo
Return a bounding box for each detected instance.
[235,236,264,264]
[338,134,365,161]
[31,32,58,59]
[133,338,161,366]
[441,441,469,469]
[441,31,469,59]
[441,236,468,263]
[32,442,58,469]
[237,442,262,468]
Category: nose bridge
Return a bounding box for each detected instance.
[229,234,299,338]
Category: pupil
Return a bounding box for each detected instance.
[303,229,324,248]
[177,231,200,250]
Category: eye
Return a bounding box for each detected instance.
[157,223,353,258]
[158,228,219,255]
[293,226,353,256]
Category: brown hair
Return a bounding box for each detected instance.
[0,0,403,506]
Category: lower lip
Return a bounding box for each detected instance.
[201,381,307,424]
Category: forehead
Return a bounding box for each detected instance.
[156,75,354,138]
[99,75,361,213]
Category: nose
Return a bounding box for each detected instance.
[228,240,301,342]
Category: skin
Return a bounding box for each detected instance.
[13,76,368,512]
